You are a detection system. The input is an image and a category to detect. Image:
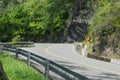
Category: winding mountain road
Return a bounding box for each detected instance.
[21,43,120,80]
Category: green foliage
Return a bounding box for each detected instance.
[0,0,75,42]
[88,0,120,54]
[89,0,120,39]
[0,53,45,80]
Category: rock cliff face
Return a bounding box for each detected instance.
[66,0,93,42]
[92,31,120,58]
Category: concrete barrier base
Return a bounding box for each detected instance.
[111,59,120,64]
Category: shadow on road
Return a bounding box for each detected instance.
[55,60,120,80]
[55,60,88,70]
[85,73,120,80]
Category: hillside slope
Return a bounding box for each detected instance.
[88,0,120,58]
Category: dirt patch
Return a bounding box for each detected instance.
[87,54,110,62]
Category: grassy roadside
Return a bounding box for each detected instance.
[0,53,45,80]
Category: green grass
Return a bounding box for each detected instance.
[0,53,45,80]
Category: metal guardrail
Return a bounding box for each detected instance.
[0,45,89,80]
[0,42,34,47]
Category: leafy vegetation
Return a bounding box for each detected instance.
[88,0,120,56]
[0,53,45,80]
[0,0,94,42]
[0,0,75,42]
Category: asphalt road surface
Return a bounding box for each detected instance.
[21,43,120,80]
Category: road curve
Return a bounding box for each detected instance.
[21,43,120,80]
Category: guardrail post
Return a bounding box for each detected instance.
[27,52,31,66]
[0,45,3,53]
[45,59,50,79]
[16,48,19,58]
